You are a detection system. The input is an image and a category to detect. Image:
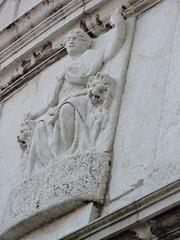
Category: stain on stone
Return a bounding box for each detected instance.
[80,19,97,38]
[36,200,40,208]
[105,23,113,31]
[21,59,31,71]
[95,13,106,33]
[122,5,127,11]
[96,14,103,26]
[44,0,50,4]
[33,51,41,59]
[42,41,52,52]
[49,4,63,15]
[6,22,16,31]
[110,230,142,240]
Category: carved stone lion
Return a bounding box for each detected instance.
[87,72,116,108]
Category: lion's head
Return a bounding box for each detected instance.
[87,72,116,108]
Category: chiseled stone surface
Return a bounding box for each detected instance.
[0,152,110,240]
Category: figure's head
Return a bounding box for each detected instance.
[87,72,116,107]
[64,28,93,56]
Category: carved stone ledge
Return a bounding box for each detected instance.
[0,152,110,240]
[151,206,180,239]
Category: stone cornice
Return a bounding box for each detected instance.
[123,0,164,18]
[0,0,164,103]
[61,180,180,240]
[0,0,164,70]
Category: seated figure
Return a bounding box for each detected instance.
[17,9,126,177]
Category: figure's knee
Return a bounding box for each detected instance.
[59,103,75,120]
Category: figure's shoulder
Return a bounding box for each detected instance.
[84,48,104,57]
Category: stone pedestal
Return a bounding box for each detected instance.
[0,152,110,240]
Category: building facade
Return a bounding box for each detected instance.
[0,0,180,239]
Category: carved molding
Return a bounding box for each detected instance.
[61,180,180,239]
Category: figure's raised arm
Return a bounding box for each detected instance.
[103,9,126,64]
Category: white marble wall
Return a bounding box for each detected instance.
[103,0,180,215]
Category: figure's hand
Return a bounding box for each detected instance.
[110,8,125,27]
[45,107,58,125]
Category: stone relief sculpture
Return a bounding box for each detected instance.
[18,9,126,177]
[1,9,136,239]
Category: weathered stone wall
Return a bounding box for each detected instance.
[0,0,179,239]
